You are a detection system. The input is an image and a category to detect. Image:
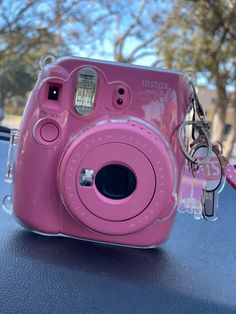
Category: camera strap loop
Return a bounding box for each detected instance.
[178,73,214,171]
[178,74,236,221]
[178,120,212,167]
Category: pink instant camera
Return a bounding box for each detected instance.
[12,55,190,248]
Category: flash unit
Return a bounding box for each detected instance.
[74,67,98,115]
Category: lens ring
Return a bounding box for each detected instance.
[59,119,176,234]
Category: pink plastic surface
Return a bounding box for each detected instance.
[13,56,190,247]
[226,163,236,190]
[40,123,59,142]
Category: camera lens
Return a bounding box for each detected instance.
[95,164,136,200]
[117,98,123,105]
[118,88,125,95]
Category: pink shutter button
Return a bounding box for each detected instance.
[40,123,59,142]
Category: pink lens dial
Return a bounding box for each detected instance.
[58,120,176,235]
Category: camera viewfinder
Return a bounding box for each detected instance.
[48,86,59,100]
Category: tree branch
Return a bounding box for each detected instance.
[114,0,146,61]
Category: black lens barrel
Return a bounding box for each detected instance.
[95,164,136,200]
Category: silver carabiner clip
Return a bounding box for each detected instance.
[178,120,212,166]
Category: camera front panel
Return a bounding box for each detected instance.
[13,56,189,247]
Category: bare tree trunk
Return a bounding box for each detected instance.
[224,96,236,159]
[0,90,5,124]
[211,81,228,143]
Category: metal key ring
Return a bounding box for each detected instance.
[178,120,212,165]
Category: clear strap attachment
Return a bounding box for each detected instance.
[2,129,19,215]
[5,129,19,183]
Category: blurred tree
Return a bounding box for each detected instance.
[66,0,172,64]
[0,0,70,120]
[0,0,172,119]
[158,0,236,158]
[0,0,235,158]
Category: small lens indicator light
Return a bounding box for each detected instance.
[117,98,123,105]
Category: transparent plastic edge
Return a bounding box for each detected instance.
[2,129,19,215]
[51,54,182,75]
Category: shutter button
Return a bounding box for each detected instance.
[40,123,59,142]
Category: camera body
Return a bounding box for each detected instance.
[13,56,189,248]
